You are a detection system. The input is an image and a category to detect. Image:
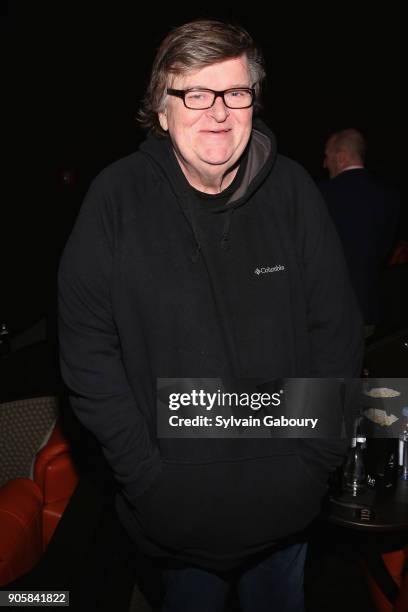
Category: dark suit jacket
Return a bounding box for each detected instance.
[319,169,400,324]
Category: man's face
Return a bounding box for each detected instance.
[158,56,253,182]
[323,137,340,178]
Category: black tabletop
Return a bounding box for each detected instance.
[327,479,408,532]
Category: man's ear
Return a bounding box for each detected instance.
[158,111,168,132]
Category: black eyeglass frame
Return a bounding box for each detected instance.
[166,87,256,110]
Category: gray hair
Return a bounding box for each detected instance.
[137,19,266,136]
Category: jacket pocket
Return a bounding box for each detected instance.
[128,454,325,556]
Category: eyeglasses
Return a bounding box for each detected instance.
[166,87,255,110]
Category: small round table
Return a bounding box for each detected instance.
[326,479,408,611]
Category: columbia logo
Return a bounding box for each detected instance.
[254,265,285,275]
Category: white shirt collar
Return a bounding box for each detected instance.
[339,165,365,174]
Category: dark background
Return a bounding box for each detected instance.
[3,5,406,333]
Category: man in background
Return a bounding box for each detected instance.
[320,128,400,337]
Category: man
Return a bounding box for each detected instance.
[320,128,400,336]
[58,20,363,611]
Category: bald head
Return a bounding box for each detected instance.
[324,128,367,178]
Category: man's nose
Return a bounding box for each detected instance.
[209,95,229,121]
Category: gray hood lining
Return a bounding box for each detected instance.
[227,130,272,205]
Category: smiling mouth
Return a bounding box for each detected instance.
[202,129,231,134]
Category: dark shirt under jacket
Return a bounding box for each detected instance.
[319,169,400,325]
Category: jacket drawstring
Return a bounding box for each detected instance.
[191,243,202,263]
[220,208,234,251]
[186,205,202,263]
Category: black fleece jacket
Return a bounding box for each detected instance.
[58,119,363,571]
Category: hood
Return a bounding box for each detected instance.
[138,118,278,261]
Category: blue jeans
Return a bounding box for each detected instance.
[161,541,307,612]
